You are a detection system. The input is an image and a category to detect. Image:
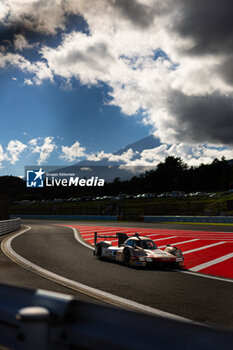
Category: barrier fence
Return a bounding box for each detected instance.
[0,218,21,236]
[10,214,233,224]
[0,283,232,350]
[143,215,233,223]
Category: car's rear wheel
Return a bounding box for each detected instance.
[123,249,131,266]
[96,244,103,260]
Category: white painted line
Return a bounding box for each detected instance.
[81,230,149,238]
[176,269,233,284]
[72,227,95,250]
[150,229,233,235]
[159,238,200,249]
[143,233,160,237]
[1,226,193,323]
[190,253,233,272]
[126,231,151,235]
[130,232,158,235]
[79,228,118,234]
[154,236,177,241]
[82,231,116,238]
[183,241,226,255]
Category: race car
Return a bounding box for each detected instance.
[94,232,184,267]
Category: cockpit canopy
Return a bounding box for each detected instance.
[126,238,157,250]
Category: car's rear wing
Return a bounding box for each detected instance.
[94,232,128,246]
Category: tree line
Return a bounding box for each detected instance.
[107,156,233,195]
[0,156,233,201]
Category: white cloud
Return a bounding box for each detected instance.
[59,141,233,168]
[121,144,233,167]
[29,137,57,164]
[28,138,38,147]
[60,141,86,162]
[0,144,6,168]
[24,78,33,85]
[0,2,9,22]
[14,34,34,51]
[1,0,70,35]
[1,135,233,171]
[0,52,53,85]
[87,148,135,163]
[80,167,92,171]
[29,61,54,85]
[1,1,233,149]
[38,0,233,146]
[6,140,27,164]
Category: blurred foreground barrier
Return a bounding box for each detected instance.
[0,218,21,236]
[0,283,232,350]
[143,215,233,223]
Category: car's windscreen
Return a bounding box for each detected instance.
[140,240,157,250]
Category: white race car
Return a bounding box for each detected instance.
[94,232,184,267]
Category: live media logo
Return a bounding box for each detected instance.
[26,167,105,188]
[26,168,45,188]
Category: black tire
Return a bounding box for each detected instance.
[123,249,131,266]
[96,244,103,260]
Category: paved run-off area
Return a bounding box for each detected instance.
[65,225,233,280]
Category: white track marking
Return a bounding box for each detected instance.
[154,236,177,241]
[1,226,195,324]
[190,253,233,272]
[175,269,233,284]
[143,233,160,237]
[78,228,118,234]
[158,238,200,249]
[81,232,116,238]
[79,228,134,234]
[144,229,233,235]
[183,241,226,255]
[80,228,149,233]
[80,230,150,238]
[73,228,94,250]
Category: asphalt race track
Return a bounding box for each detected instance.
[1,220,233,329]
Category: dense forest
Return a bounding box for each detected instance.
[0,156,233,201]
[107,156,233,195]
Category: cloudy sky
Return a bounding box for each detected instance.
[1,0,233,176]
